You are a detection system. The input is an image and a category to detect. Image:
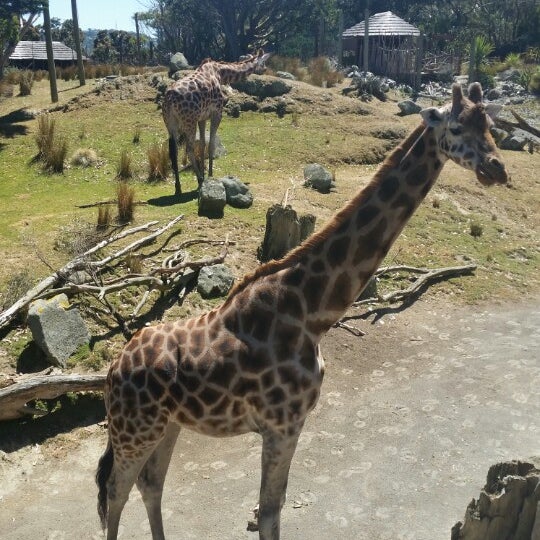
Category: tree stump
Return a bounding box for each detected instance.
[257,204,316,262]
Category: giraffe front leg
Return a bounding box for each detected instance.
[136,423,181,540]
[257,426,303,540]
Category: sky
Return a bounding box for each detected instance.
[43,0,149,32]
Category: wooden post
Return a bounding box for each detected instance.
[337,10,344,65]
[414,33,423,92]
[363,5,369,72]
[135,12,141,65]
[43,1,58,103]
[468,36,476,84]
[71,0,85,86]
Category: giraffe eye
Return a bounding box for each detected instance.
[450,127,463,136]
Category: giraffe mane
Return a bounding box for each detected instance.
[226,123,427,299]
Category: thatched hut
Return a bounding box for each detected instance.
[9,41,85,70]
[342,11,422,84]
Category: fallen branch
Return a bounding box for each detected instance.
[0,217,183,330]
[76,199,149,209]
[353,264,477,307]
[0,371,106,421]
[510,109,540,138]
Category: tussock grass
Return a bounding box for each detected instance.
[147,141,170,181]
[116,181,135,224]
[19,70,34,96]
[35,114,68,172]
[116,149,133,179]
[71,148,99,167]
[96,204,111,230]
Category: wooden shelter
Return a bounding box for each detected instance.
[9,41,86,70]
[342,11,422,85]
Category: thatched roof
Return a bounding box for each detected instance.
[343,11,420,38]
[9,41,85,61]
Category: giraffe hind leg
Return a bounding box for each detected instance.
[136,422,181,540]
[168,136,181,195]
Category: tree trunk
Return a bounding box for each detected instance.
[71,0,86,86]
[43,2,58,103]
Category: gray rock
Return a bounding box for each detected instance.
[486,88,502,100]
[169,52,190,74]
[500,131,528,151]
[198,179,227,218]
[490,127,509,145]
[276,71,296,80]
[398,99,422,115]
[197,264,235,299]
[27,294,90,368]
[232,76,291,99]
[498,68,521,82]
[303,163,335,193]
[195,131,227,159]
[220,175,253,208]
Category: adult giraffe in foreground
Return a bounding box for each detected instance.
[162,50,271,195]
[97,83,508,540]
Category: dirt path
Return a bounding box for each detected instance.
[1,298,539,539]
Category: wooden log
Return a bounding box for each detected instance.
[0,373,106,421]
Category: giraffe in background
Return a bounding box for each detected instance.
[162,50,271,195]
[97,83,508,540]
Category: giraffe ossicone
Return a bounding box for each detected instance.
[162,50,271,195]
[97,82,508,540]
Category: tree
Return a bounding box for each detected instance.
[0,0,43,78]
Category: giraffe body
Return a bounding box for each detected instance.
[162,51,270,195]
[97,83,508,540]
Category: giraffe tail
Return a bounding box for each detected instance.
[96,437,114,530]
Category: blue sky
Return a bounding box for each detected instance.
[45,0,148,32]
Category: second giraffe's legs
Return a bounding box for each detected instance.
[198,120,206,184]
[168,136,181,195]
[257,426,303,540]
[208,111,222,178]
[185,131,204,186]
[136,423,181,540]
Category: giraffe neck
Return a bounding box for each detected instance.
[228,124,447,340]
[214,61,258,84]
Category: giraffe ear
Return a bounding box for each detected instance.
[420,107,444,127]
[485,102,503,120]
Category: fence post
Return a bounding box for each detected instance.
[414,33,423,92]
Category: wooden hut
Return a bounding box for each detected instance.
[9,41,85,70]
[342,11,422,85]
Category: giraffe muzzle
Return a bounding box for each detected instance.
[476,156,508,186]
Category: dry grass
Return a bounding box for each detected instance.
[147,141,170,181]
[71,148,99,167]
[116,149,133,179]
[34,114,68,172]
[96,204,111,230]
[19,70,34,96]
[116,181,135,224]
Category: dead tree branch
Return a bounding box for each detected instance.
[0,371,106,421]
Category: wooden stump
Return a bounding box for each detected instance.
[258,204,316,262]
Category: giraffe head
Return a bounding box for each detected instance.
[244,49,272,74]
[420,82,508,186]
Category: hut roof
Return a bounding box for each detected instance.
[343,11,420,38]
[9,41,85,61]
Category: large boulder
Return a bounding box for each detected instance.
[169,52,190,75]
[303,163,335,193]
[197,264,235,299]
[397,99,422,115]
[219,175,253,208]
[500,130,529,151]
[198,179,227,218]
[27,294,90,368]
[231,75,292,99]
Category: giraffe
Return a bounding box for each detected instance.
[162,50,271,195]
[97,82,508,540]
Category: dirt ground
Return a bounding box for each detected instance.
[1,296,539,540]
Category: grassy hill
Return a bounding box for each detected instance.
[0,73,539,370]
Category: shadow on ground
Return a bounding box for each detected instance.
[0,108,34,139]
[0,393,105,453]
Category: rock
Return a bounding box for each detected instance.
[197,264,235,299]
[358,277,378,301]
[500,131,529,151]
[490,127,509,145]
[231,75,292,99]
[169,52,190,74]
[198,179,227,218]
[219,175,253,208]
[27,294,90,368]
[498,68,521,82]
[486,88,502,100]
[276,71,296,80]
[195,131,227,159]
[303,163,335,193]
[397,99,422,115]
